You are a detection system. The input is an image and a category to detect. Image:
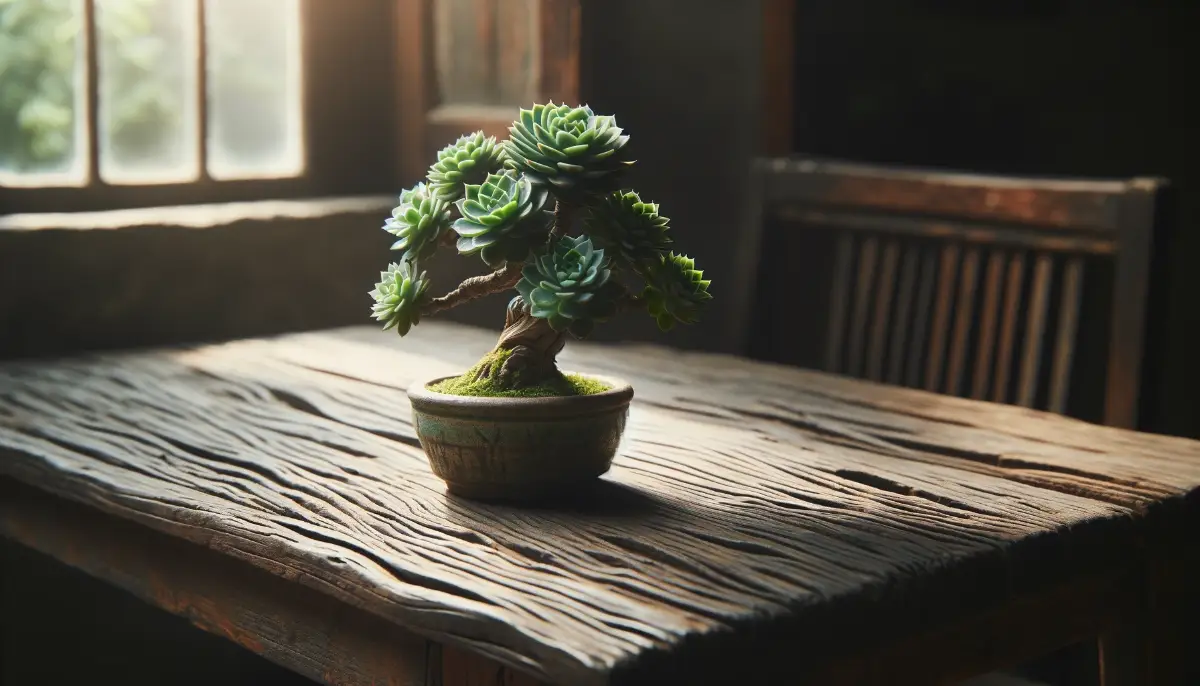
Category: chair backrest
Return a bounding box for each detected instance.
[731,156,1164,429]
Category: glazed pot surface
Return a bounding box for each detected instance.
[407,374,633,502]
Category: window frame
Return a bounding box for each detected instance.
[393,0,581,186]
[1,0,398,215]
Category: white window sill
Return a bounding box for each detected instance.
[0,195,396,232]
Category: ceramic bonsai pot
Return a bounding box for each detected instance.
[407,374,634,502]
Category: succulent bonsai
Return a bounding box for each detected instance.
[370,102,711,398]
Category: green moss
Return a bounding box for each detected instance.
[429,348,611,398]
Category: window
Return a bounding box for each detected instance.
[1,0,396,213]
[395,0,580,183]
[0,0,581,359]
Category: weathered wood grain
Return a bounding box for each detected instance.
[1,323,1198,686]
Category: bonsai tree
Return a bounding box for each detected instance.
[370,102,711,396]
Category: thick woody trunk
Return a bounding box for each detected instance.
[452,201,577,391]
[472,296,566,390]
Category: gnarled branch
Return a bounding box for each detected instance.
[420,200,570,319]
[420,262,524,317]
[548,200,573,243]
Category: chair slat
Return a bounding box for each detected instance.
[905,249,939,388]
[823,234,855,373]
[992,252,1027,404]
[887,245,921,386]
[1016,254,1054,407]
[1048,257,1085,414]
[945,247,981,396]
[970,251,1006,400]
[867,240,900,381]
[923,244,961,391]
[846,237,879,378]
[749,156,1162,427]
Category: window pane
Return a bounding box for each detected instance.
[0,0,86,186]
[95,0,198,184]
[205,0,302,180]
[433,0,538,108]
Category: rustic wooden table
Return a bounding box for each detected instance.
[1,323,1197,686]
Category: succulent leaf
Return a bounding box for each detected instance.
[427,131,506,201]
[383,182,452,259]
[583,189,672,269]
[452,170,551,268]
[369,259,431,336]
[642,252,712,331]
[503,102,634,200]
[516,235,619,336]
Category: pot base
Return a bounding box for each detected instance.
[407,373,634,505]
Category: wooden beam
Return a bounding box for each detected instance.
[396,0,433,186]
[538,0,581,105]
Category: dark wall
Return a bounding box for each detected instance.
[418,0,764,353]
[790,0,1198,437]
[575,0,763,353]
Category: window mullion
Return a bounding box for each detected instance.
[196,0,211,183]
[82,0,101,187]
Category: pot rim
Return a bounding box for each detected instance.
[407,371,634,420]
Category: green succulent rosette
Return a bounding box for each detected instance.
[642,252,711,331]
[583,189,672,269]
[369,259,430,336]
[503,102,633,198]
[382,182,452,259]
[516,235,619,337]
[427,131,506,201]
[452,170,551,268]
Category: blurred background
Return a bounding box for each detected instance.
[1,0,1195,683]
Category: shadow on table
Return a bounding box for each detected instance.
[442,478,668,518]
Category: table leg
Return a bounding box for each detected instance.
[438,643,546,686]
[1099,623,1150,686]
[1100,543,1199,686]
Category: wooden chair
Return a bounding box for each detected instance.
[731,156,1165,428]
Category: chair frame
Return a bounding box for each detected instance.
[730,156,1164,429]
